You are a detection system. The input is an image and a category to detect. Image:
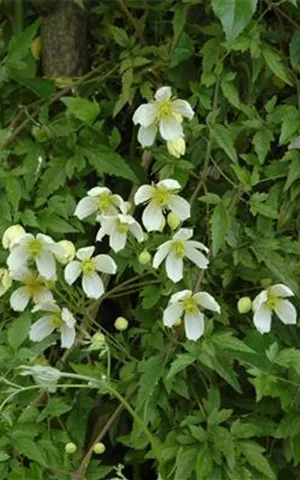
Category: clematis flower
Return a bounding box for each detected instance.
[54,240,76,265]
[29,303,76,349]
[64,246,116,299]
[96,211,144,252]
[167,137,186,158]
[74,187,125,220]
[7,233,64,280]
[133,86,194,147]
[134,179,190,232]
[252,284,297,334]
[9,268,54,312]
[2,224,26,250]
[153,228,209,283]
[19,365,61,393]
[0,268,12,297]
[163,290,220,341]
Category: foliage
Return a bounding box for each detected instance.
[0,1,300,479]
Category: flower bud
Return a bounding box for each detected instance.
[31,36,41,60]
[167,212,180,230]
[138,250,151,265]
[143,232,149,242]
[65,442,77,454]
[93,442,106,454]
[92,332,106,348]
[124,201,132,213]
[55,240,76,265]
[167,137,186,158]
[158,217,166,232]
[0,269,12,297]
[237,297,252,314]
[114,317,128,331]
[2,225,25,250]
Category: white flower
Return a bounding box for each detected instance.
[167,137,186,158]
[7,233,64,280]
[163,290,220,341]
[133,86,194,147]
[153,228,209,283]
[2,224,26,250]
[96,212,143,252]
[134,179,190,232]
[18,365,61,393]
[0,268,12,297]
[30,303,76,349]
[64,246,116,299]
[55,240,76,265]
[74,187,125,220]
[9,268,54,312]
[252,284,297,334]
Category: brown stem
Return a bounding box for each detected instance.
[116,0,146,45]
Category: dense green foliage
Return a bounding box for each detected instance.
[1,1,300,479]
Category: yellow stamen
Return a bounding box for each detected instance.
[183,297,198,315]
[266,293,280,310]
[153,185,171,208]
[82,259,96,275]
[97,192,116,213]
[171,240,185,259]
[51,312,64,329]
[28,239,43,259]
[116,221,129,234]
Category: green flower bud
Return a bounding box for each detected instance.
[92,332,106,348]
[138,250,151,265]
[65,442,77,454]
[55,240,76,265]
[114,317,128,331]
[237,297,252,314]
[124,201,132,213]
[93,442,106,454]
[2,224,26,250]
[167,212,180,230]
[158,217,166,232]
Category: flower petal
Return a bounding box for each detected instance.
[133,103,156,127]
[157,179,181,191]
[269,284,294,298]
[274,299,297,325]
[173,228,193,241]
[7,245,28,272]
[253,305,272,333]
[129,221,144,242]
[134,185,155,205]
[153,241,171,268]
[29,316,54,342]
[36,251,56,280]
[60,325,76,349]
[142,202,164,232]
[193,292,220,313]
[61,307,76,328]
[168,194,191,220]
[137,125,157,147]
[110,230,127,252]
[185,245,209,269]
[64,261,82,285]
[155,86,172,101]
[159,116,183,141]
[88,186,111,197]
[186,240,209,253]
[82,273,104,299]
[33,288,54,305]
[252,290,268,312]
[163,302,183,328]
[76,246,95,261]
[165,251,183,283]
[172,99,194,120]
[170,290,192,303]
[32,303,60,313]
[184,310,204,341]
[94,254,117,274]
[10,287,30,312]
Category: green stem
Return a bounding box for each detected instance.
[14,0,24,36]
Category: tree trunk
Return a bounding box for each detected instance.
[32,0,88,78]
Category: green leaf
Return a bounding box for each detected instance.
[175,446,198,480]
[170,33,194,68]
[167,354,195,380]
[141,285,161,309]
[231,419,263,439]
[14,438,47,467]
[250,192,277,219]
[172,3,187,47]
[136,356,164,412]
[284,151,300,191]
[5,176,22,211]
[0,452,10,462]
[83,146,136,181]
[240,441,275,479]
[212,0,258,43]
[7,20,40,66]
[61,97,100,123]
[290,31,300,68]
[38,399,72,422]
[211,202,230,256]
[210,124,238,163]
[262,46,293,86]
[199,193,221,205]
[110,26,130,48]
[196,447,213,479]
[253,129,274,164]
[11,75,54,100]
[7,312,31,350]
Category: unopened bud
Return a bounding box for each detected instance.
[138,250,151,265]
[124,201,132,213]
[167,212,180,230]
[93,442,106,454]
[167,137,186,158]
[159,217,166,232]
[114,317,128,331]
[92,332,106,348]
[2,225,25,250]
[55,240,76,265]
[237,297,252,314]
[0,269,12,297]
[65,442,77,454]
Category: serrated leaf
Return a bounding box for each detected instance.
[5,176,22,211]
[167,354,195,380]
[170,33,194,68]
[210,124,238,163]
[14,438,47,467]
[231,419,262,438]
[110,26,130,47]
[136,356,164,412]
[253,129,274,164]
[211,203,230,256]
[262,46,293,86]
[7,312,31,350]
[7,20,40,66]
[240,441,275,479]
[212,0,258,43]
[83,146,136,181]
[38,399,72,422]
[199,193,221,205]
[61,96,100,123]
[290,31,300,68]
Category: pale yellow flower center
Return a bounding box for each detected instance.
[153,185,171,207]
[51,312,64,329]
[82,259,96,276]
[183,297,198,315]
[116,221,129,234]
[171,240,185,259]
[266,293,280,310]
[156,100,173,120]
[28,239,43,259]
[97,192,116,213]
[24,273,45,296]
